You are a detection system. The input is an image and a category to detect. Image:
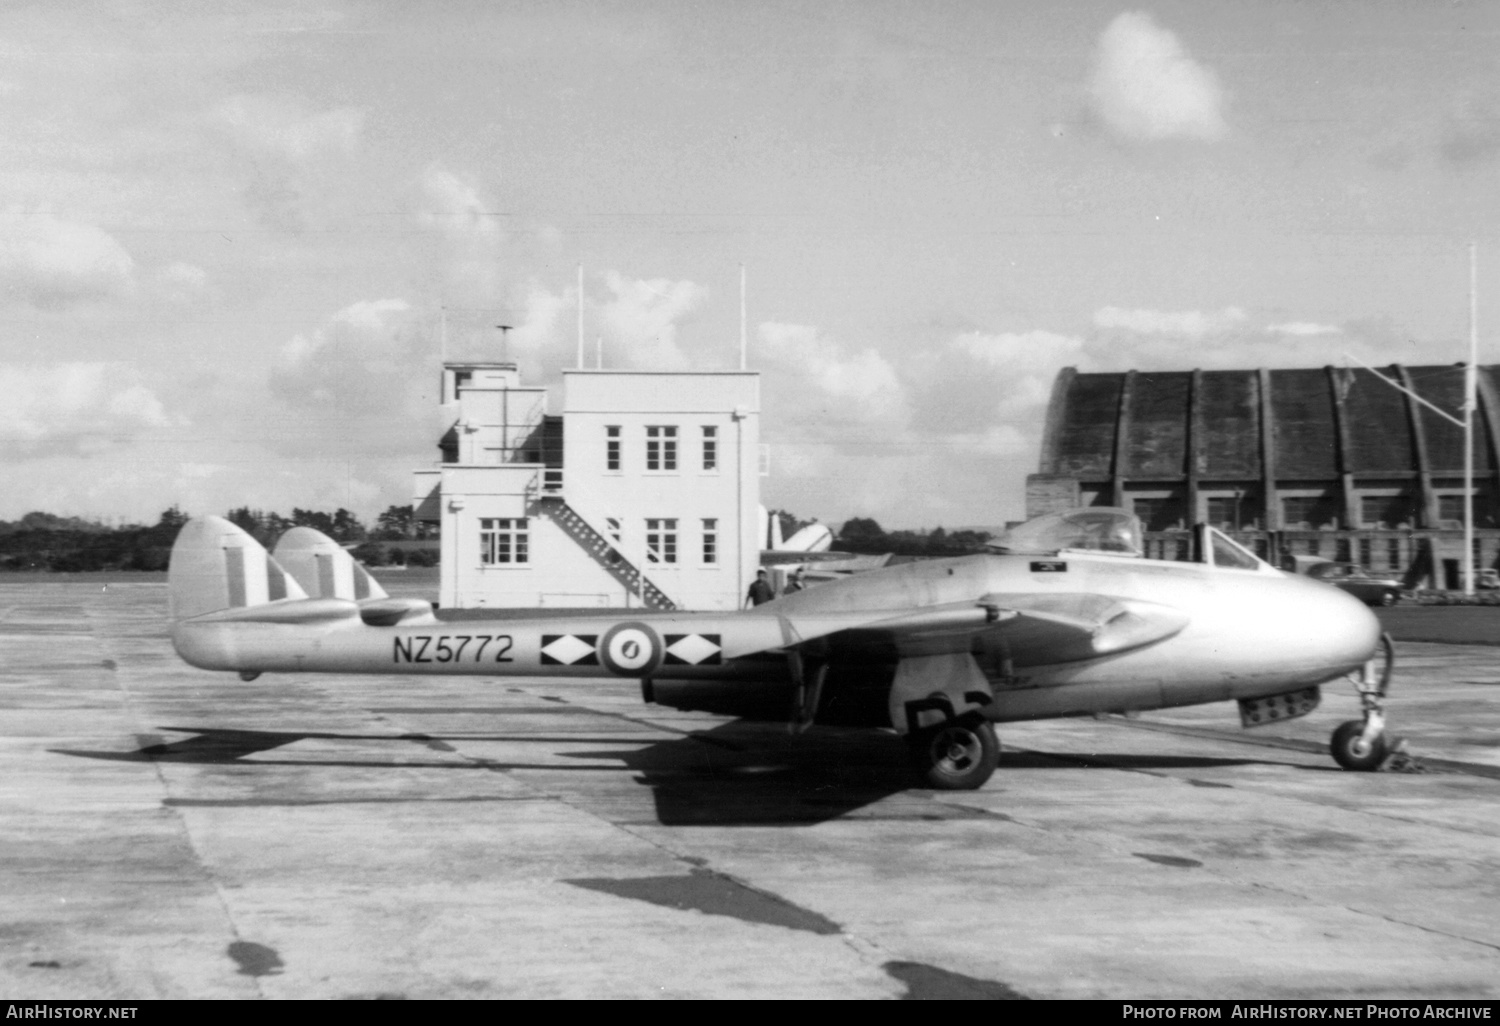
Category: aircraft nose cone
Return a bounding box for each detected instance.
[1284,572,1383,671]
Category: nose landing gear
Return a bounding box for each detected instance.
[1331,632,1397,771]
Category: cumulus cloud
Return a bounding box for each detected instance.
[0,363,170,458]
[277,298,415,386]
[757,322,911,432]
[1084,305,1384,372]
[418,165,505,303]
[1088,12,1228,142]
[153,261,208,304]
[952,329,1089,372]
[271,297,444,447]
[761,306,1399,528]
[1267,321,1340,338]
[751,322,924,520]
[419,166,502,239]
[433,269,713,382]
[1094,305,1247,337]
[251,298,460,509]
[215,93,364,163]
[0,210,136,310]
[499,280,573,378]
[213,93,366,232]
[597,272,706,370]
[947,329,1091,421]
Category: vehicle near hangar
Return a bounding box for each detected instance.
[1305,562,1404,607]
[167,508,1397,790]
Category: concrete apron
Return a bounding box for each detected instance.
[0,579,1497,999]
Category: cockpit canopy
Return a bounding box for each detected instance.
[989,508,1144,558]
[989,506,1276,572]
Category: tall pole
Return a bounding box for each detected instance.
[1347,344,1479,593]
[1466,243,1478,595]
[498,324,513,457]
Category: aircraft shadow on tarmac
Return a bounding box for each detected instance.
[52,719,1288,827]
[51,722,920,825]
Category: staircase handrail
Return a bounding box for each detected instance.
[538,470,677,609]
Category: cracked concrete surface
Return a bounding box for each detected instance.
[0,579,1497,999]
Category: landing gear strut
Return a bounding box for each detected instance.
[1331,632,1395,771]
[908,716,1000,790]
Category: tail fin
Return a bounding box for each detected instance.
[271,527,435,626]
[271,527,388,602]
[168,516,308,621]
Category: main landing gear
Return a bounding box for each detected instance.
[907,715,1000,790]
[1331,632,1396,772]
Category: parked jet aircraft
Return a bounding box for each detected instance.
[167,507,1394,790]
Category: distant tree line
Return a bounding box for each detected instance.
[0,505,438,572]
[834,518,992,557]
[1,502,986,571]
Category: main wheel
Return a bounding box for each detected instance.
[1380,591,1399,607]
[909,718,1000,790]
[1331,719,1387,771]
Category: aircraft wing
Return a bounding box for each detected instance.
[759,549,860,566]
[973,592,1189,664]
[766,590,1189,738]
[787,592,1188,665]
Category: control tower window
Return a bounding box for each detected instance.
[702,426,718,471]
[480,518,529,564]
[605,426,620,471]
[646,518,678,564]
[646,426,677,471]
[702,518,718,564]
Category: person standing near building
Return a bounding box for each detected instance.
[745,568,776,607]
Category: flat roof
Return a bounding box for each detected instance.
[562,369,759,376]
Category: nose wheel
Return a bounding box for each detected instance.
[1330,719,1388,771]
[1331,632,1395,771]
[908,717,1000,790]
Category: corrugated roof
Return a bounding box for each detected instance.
[1041,365,1497,481]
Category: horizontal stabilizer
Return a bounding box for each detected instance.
[188,597,362,625]
[356,596,439,627]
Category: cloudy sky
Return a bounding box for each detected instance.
[4,1,1499,529]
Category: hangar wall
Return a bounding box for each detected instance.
[1027,365,1500,588]
[413,362,760,610]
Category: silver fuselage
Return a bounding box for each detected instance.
[173,551,1380,723]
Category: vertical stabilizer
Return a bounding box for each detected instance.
[168,516,308,621]
[272,527,389,602]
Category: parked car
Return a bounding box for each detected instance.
[1305,562,1403,606]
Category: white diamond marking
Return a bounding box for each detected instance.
[667,634,720,665]
[542,635,595,664]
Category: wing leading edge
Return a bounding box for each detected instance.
[788,592,1188,665]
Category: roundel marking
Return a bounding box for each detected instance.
[598,622,663,676]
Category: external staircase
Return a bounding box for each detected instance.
[534,472,676,610]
